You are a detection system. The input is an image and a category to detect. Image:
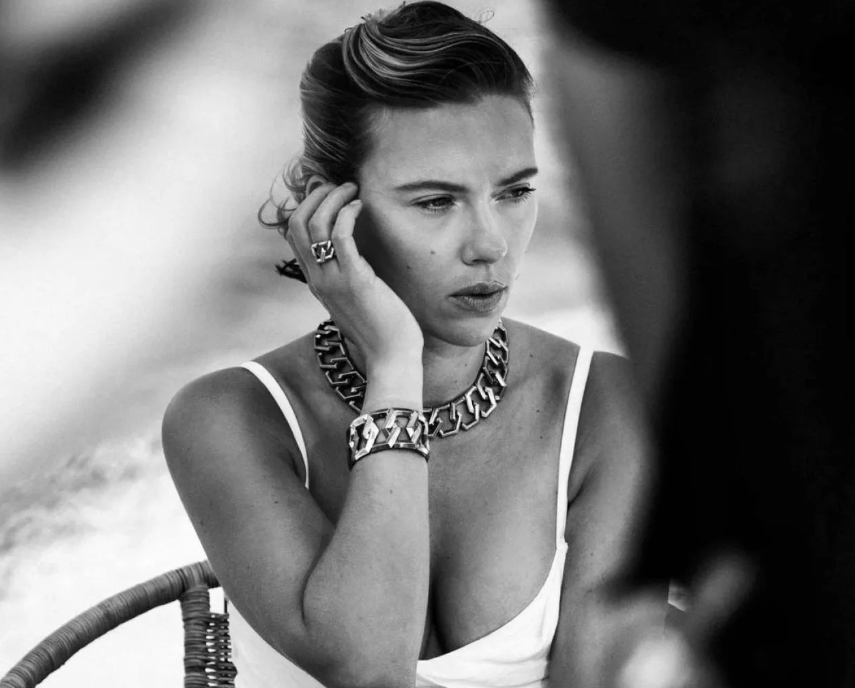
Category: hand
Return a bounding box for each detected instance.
[611,553,753,688]
[287,179,424,374]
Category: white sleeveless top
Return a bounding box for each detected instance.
[230,347,594,688]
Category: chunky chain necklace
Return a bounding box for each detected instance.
[314,320,509,438]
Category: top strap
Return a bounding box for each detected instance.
[240,361,310,490]
[555,347,594,544]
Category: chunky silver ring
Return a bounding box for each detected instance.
[311,240,336,265]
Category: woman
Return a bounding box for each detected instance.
[163,3,659,687]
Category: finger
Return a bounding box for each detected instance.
[287,232,322,301]
[286,232,308,276]
[286,221,311,281]
[306,182,359,243]
[289,181,336,234]
[289,183,337,272]
[330,198,365,273]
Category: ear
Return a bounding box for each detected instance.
[306,175,328,195]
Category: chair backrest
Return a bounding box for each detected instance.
[0,561,236,688]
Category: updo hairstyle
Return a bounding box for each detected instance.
[260,1,535,281]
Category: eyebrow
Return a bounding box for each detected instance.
[393,166,539,194]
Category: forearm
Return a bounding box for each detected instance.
[551,591,617,688]
[551,587,668,688]
[301,367,430,685]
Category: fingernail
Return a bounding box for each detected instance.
[349,199,363,208]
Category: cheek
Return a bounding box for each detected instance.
[526,206,538,247]
[353,205,427,283]
[352,207,374,257]
[353,205,395,266]
[508,202,538,255]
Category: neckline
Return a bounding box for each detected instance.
[418,539,568,663]
[417,347,589,663]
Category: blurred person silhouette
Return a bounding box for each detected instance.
[542,1,855,687]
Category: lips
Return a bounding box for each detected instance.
[450,281,507,313]
[451,281,507,297]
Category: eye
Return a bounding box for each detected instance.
[501,186,536,204]
[414,196,455,214]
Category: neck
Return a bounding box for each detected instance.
[420,332,488,407]
[345,328,490,408]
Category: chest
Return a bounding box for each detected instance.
[305,396,570,656]
[422,429,564,656]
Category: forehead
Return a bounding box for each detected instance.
[358,95,535,186]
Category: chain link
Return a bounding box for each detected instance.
[314,320,509,438]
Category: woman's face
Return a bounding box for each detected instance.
[354,94,538,348]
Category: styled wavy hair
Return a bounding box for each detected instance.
[259,1,535,281]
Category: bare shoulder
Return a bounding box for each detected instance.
[501,317,580,391]
[575,347,649,499]
[580,349,640,448]
[503,316,633,398]
[502,317,580,355]
[503,318,646,496]
[161,332,316,481]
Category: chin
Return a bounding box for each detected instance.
[422,311,505,349]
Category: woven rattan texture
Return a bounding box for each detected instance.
[181,585,236,687]
[0,561,235,688]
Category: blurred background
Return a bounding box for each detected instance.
[0,0,621,684]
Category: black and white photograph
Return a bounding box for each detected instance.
[1,1,852,687]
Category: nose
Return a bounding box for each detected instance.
[461,205,508,265]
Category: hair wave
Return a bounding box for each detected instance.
[258,1,535,280]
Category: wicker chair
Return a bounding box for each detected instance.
[0,560,235,688]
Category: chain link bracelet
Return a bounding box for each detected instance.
[346,408,430,470]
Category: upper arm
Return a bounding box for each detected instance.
[550,352,666,686]
[161,369,334,669]
[565,352,656,589]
